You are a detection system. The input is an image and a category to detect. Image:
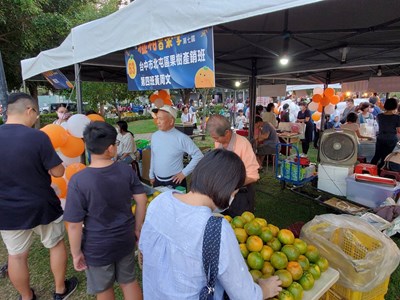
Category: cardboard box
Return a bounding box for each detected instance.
[141,149,151,181]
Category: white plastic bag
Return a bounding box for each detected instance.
[300,214,400,292]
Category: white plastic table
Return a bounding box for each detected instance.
[303,267,339,300]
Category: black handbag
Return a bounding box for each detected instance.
[199,216,230,300]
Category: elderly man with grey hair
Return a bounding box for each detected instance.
[206,114,260,217]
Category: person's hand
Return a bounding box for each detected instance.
[172,172,185,184]
[72,251,87,271]
[149,179,155,186]
[258,275,282,299]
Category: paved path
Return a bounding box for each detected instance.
[135,133,152,140]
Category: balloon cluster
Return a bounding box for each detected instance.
[149,90,173,108]
[309,87,340,121]
[41,113,105,205]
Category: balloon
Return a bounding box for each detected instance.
[312,94,322,103]
[87,114,105,122]
[317,103,323,112]
[158,89,169,100]
[320,96,331,106]
[67,114,91,138]
[324,88,335,97]
[60,135,85,158]
[313,87,324,95]
[51,176,67,198]
[308,101,319,111]
[41,124,68,149]
[312,112,321,121]
[57,151,81,166]
[324,104,335,115]
[65,163,86,181]
[274,107,279,115]
[330,95,340,105]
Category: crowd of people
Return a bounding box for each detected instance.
[2,91,400,300]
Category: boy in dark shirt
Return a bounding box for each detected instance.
[64,121,147,299]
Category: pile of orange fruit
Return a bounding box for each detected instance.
[225,211,329,300]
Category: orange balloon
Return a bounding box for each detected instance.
[41,124,68,149]
[274,107,279,115]
[317,103,323,112]
[324,88,335,98]
[65,163,86,181]
[330,95,340,105]
[312,112,321,121]
[60,135,85,158]
[158,90,169,100]
[87,114,105,122]
[312,94,322,103]
[51,176,67,198]
[320,96,331,106]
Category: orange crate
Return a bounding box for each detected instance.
[329,228,389,300]
[320,289,345,300]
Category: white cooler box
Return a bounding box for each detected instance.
[318,164,354,196]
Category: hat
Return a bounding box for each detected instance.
[152,105,177,119]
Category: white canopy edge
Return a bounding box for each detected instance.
[21,0,323,80]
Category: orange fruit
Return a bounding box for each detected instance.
[247,252,264,270]
[287,282,304,300]
[241,211,255,223]
[254,217,268,227]
[281,245,300,261]
[309,264,321,280]
[270,251,288,270]
[246,235,263,252]
[260,227,274,243]
[244,220,262,236]
[305,245,320,263]
[261,261,275,276]
[234,228,248,243]
[277,229,295,245]
[274,269,293,288]
[278,290,295,300]
[224,215,232,223]
[261,273,273,279]
[260,245,274,261]
[232,216,246,228]
[316,256,329,272]
[286,261,303,281]
[298,271,315,291]
[268,224,280,237]
[250,270,263,281]
[267,238,282,251]
[239,243,249,259]
[293,238,308,254]
[297,255,310,271]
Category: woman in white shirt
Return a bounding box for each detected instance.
[116,120,137,164]
[181,106,197,128]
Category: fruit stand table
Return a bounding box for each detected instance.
[303,267,339,300]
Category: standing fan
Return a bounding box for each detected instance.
[319,129,358,166]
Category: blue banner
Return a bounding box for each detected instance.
[125,27,215,91]
[42,70,73,90]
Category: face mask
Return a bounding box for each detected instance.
[213,194,236,214]
[57,112,68,120]
[369,108,374,113]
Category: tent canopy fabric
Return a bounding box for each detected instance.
[21,0,400,89]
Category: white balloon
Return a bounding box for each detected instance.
[67,114,91,138]
[308,101,319,111]
[60,122,69,130]
[280,99,300,120]
[59,198,66,210]
[324,104,335,115]
[313,87,324,95]
[57,151,81,167]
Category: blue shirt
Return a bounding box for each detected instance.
[150,128,203,179]
[139,191,263,300]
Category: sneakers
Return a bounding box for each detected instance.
[19,288,36,300]
[53,277,78,300]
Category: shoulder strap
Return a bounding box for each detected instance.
[199,216,223,300]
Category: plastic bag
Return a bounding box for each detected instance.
[300,214,400,292]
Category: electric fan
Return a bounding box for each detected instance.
[319,129,358,166]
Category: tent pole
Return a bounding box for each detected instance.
[249,58,257,141]
[0,51,8,122]
[74,63,83,114]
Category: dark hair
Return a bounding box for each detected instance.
[83,121,117,155]
[7,92,34,105]
[190,149,245,209]
[299,101,307,107]
[345,98,354,103]
[255,116,263,123]
[56,103,67,110]
[182,106,188,112]
[266,103,275,112]
[369,96,378,105]
[238,109,243,113]
[384,98,398,111]
[85,109,97,115]
[283,104,289,110]
[358,102,370,111]
[116,120,129,132]
[346,112,358,123]
[256,105,264,114]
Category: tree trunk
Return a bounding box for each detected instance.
[180,88,192,105]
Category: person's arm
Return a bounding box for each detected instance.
[132,193,147,242]
[67,222,87,271]
[149,137,155,185]
[177,138,204,181]
[49,163,65,177]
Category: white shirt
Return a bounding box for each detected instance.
[117,132,136,159]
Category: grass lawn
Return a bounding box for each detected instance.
[0,124,399,299]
